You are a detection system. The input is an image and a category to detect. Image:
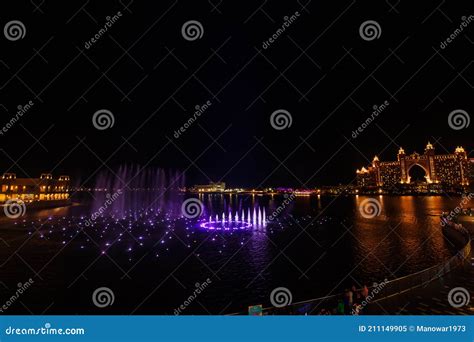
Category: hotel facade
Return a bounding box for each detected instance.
[356,143,471,188]
[0,173,70,203]
[191,182,226,192]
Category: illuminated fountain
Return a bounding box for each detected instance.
[91,165,185,215]
[199,206,266,231]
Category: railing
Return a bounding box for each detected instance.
[370,225,471,303]
[234,225,471,315]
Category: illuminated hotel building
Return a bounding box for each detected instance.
[356,143,471,187]
[470,158,474,184]
[0,173,70,203]
[192,182,226,192]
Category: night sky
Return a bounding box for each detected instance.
[0,1,472,188]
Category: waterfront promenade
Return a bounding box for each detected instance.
[367,218,473,315]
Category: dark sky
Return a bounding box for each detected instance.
[0,1,472,188]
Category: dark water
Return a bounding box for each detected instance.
[0,194,465,314]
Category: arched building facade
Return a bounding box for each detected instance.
[356,143,470,187]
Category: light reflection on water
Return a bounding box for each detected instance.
[0,194,464,314]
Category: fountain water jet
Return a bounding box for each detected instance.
[91,165,185,217]
[199,205,267,231]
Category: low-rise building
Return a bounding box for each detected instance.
[192,182,226,192]
[0,173,70,203]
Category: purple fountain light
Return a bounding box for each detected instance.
[91,165,185,216]
[199,206,266,231]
